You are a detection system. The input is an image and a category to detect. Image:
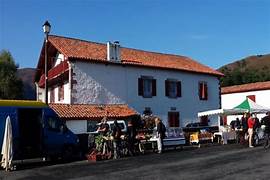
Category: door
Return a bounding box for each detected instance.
[18,108,43,159]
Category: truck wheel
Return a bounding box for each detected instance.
[62,145,74,161]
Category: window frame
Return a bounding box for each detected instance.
[50,88,55,103]
[138,76,156,98]
[198,81,208,100]
[165,79,181,98]
[58,84,64,101]
[168,111,180,127]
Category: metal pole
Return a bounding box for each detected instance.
[44,33,48,104]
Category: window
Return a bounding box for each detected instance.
[143,107,152,116]
[200,116,209,126]
[50,88,55,103]
[47,116,61,132]
[58,84,64,101]
[199,82,208,100]
[87,121,99,132]
[138,76,156,98]
[165,79,181,98]
[168,112,180,127]
[247,95,256,102]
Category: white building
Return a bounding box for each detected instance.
[35,35,223,130]
[221,81,270,123]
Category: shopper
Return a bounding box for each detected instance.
[261,112,270,148]
[247,114,255,148]
[112,120,122,159]
[155,117,166,154]
[97,117,109,136]
[127,120,136,156]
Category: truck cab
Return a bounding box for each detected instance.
[0,100,79,164]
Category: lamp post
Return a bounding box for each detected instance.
[43,20,51,104]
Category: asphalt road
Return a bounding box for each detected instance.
[1,144,270,180]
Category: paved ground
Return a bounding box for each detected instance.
[1,144,270,180]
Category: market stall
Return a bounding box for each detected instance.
[150,127,186,149]
[198,98,270,145]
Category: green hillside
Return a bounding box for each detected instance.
[218,54,270,87]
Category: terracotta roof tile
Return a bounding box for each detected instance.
[49,103,138,120]
[221,81,270,94]
[47,35,223,76]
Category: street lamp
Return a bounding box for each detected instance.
[43,20,51,104]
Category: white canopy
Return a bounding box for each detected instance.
[198,108,247,117]
[198,98,270,117]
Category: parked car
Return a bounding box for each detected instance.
[89,120,127,135]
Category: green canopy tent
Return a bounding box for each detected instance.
[233,98,270,113]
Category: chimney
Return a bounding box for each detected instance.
[107,41,120,62]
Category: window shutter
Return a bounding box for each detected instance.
[152,79,156,96]
[138,78,143,96]
[204,83,208,100]
[199,82,203,100]
[168,112,172,127]
[177,81,181,97]
[165,80,169,96]
[175,112,180,127]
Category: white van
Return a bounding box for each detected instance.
[89,120,127,135]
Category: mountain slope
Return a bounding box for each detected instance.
[17,68,36,100]
[218,54,270,87]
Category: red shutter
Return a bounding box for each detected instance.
[165,80,169,97]
[152,79,156,96]
[168,112,180,127]
[177,81,181,97]
[201,83,205,99]
[138,78,143,96]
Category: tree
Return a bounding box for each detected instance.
[0,50,23,99]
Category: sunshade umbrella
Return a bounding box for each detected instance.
[1,116,13,171]
[234,98,270,113]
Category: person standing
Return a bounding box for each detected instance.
[112,120,122,159]
[97,117,110,155]
[97,117,109,136]
[127,120,136,156]
[261,112,270,148]
[248,114,255,148]
[155,117,166,154]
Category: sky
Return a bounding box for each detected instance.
[0,0,270,69]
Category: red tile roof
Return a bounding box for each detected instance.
[221,81,270,94]
[49,103,138,120]
[45,35,223,77]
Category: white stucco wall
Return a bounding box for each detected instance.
[72,61,221,128]
[48,81,70,104]
[221,89,270,123]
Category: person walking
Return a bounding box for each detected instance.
[155,117,166,154]
[248,114,255,148]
